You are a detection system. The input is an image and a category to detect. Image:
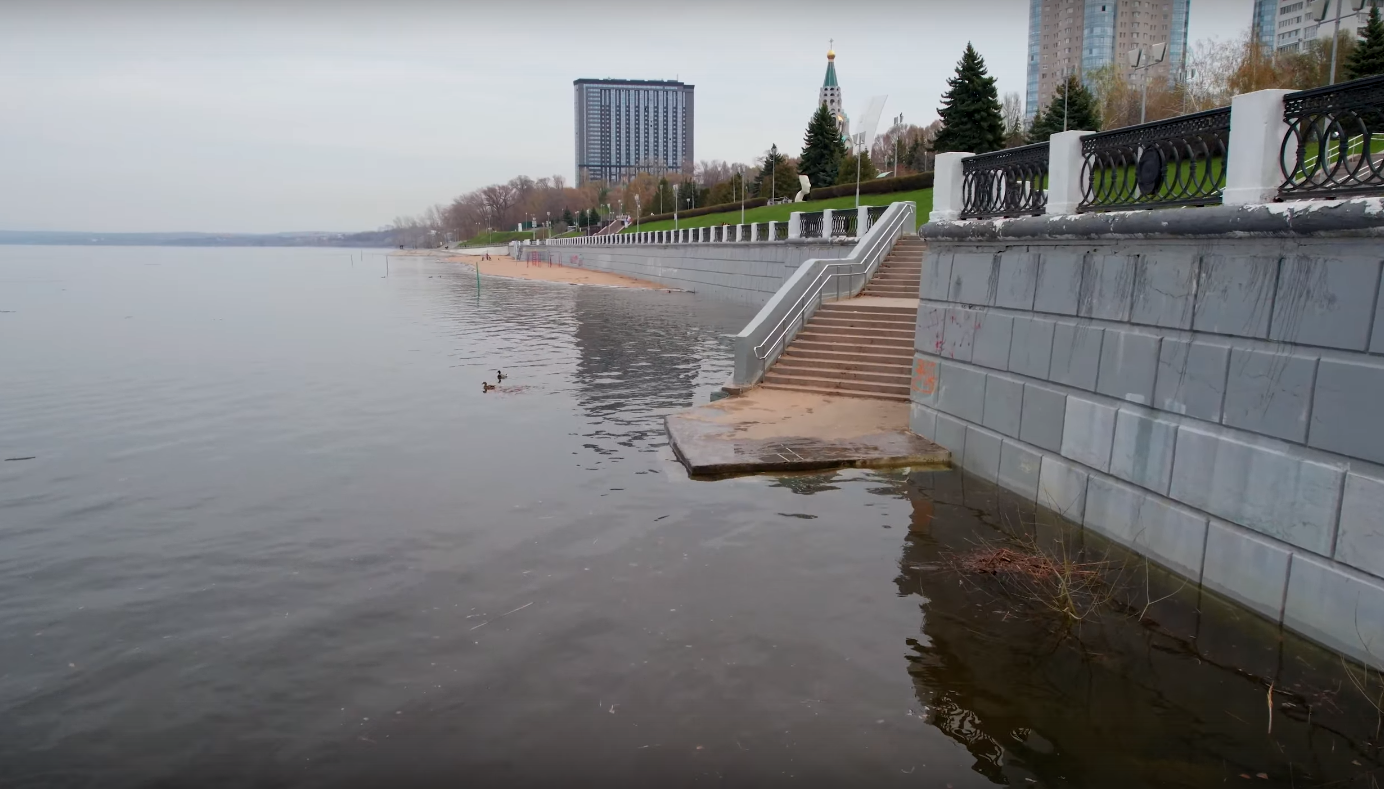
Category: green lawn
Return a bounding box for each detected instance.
[622,189,933,233]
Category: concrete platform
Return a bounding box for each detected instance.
[667,388,950,477]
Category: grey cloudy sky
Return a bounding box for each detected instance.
[1,0,1252,233]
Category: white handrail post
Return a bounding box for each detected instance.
[822,209,835,239]
[857,205,870,236]
[788,212,803,239]
[1224,89,1293,206]
[929,151,974,222]
[1047,130,1091,215]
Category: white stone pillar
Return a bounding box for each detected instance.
[1224,89,1293,206]
[857,206,870,235]
[1046,130,1092,216]
[929,151,974,222]
[767,221,778,240]
[822,209,836,238]
[788,213,803,239]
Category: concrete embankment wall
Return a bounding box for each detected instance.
[512,241,852,306]
[910,199,1384,667]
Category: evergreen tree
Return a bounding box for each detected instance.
[1027,75,1102,143]
[798,103,848,188]
[562,208,575,226]
[834,150,878,186]
[752,145,800,200]
[1346,6,1384,80]
[645,178,676,215]
[932,43,1006,154]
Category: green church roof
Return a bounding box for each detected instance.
[823,60,838,88]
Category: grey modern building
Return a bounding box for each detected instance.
[1025,0,1191,120]
[573,78,694,186]
[1254,0,1383,54]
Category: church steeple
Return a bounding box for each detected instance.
[818,41,848,142]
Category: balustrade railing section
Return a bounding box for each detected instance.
[960,141,1050,219]
[830,211,858,237]
[1280,74,1384,200]
[799,212,824,239]
[1078,107,1230,212]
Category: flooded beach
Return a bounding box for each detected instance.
[2,245,1382,788]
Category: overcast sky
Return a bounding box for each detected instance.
[1,0,1253,233]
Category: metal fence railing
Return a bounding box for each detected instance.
[1280,73,1384,201]
[773,222,789,241]
[960,141,1050,219]
[799,211,824,239]
[1078,106,1231,212]
[830,211,858,237]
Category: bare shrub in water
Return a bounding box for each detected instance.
[949,531,1125,623]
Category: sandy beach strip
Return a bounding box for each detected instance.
[396,249,672,290]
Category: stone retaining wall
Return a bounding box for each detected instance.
[912,199,1384,667]
[512,241,852,305]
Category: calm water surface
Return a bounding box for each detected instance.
[1,246,1382,788]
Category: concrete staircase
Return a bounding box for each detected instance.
[759,237,924,402]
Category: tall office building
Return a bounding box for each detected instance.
[1025,0,1192,120]
[1255,0,1383,54]
[573,78,694,186]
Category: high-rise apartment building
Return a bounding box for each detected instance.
[1254,0,1383,54]
[573,78,694,186]
[1025,0,1192,120]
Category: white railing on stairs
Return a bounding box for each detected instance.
[730,201,916,387]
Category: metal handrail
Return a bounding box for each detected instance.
[749,202,915,377]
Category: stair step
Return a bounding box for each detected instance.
[799,324,915,339]
[818,303,918,316]
[778,354,910,375]
[786,347,913,365]
[788,339,913,357]
[795,330,913,348]
[810,316,915,330]
[772,362,910,384]
[759,383,909,403]
[761,372,911,397]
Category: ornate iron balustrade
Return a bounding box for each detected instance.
[830,211,858,237]
[1078,107,1230,212]
[712,226,723,242]
[773,223,789,241]
[800,211,824,238]
[960,142,1049,219]
[753,222,769,240]
[1280,74,1384,200]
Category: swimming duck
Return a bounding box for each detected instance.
[496,370,507,382]
[482,381,496,392]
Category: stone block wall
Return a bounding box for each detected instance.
[912,201,1384,667]
[515,241,851,306]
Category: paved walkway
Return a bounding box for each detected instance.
[666,388,948,477]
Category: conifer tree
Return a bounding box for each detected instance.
[753,145,799,200]
[932,43,1005,154]
[647,178,676,215]
[562,208,575,226]
[1345,6,1384,81]
[1027,75,1102,143]
[798,104,848,188]
[834,150,878,186]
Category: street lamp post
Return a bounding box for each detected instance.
[1128,43,1168,124]
[1326,0,1365,85]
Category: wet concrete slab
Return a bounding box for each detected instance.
[667,388,950,477]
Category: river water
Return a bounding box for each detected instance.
[1,246,1381,788]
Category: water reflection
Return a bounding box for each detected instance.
[896,470,1384,788]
